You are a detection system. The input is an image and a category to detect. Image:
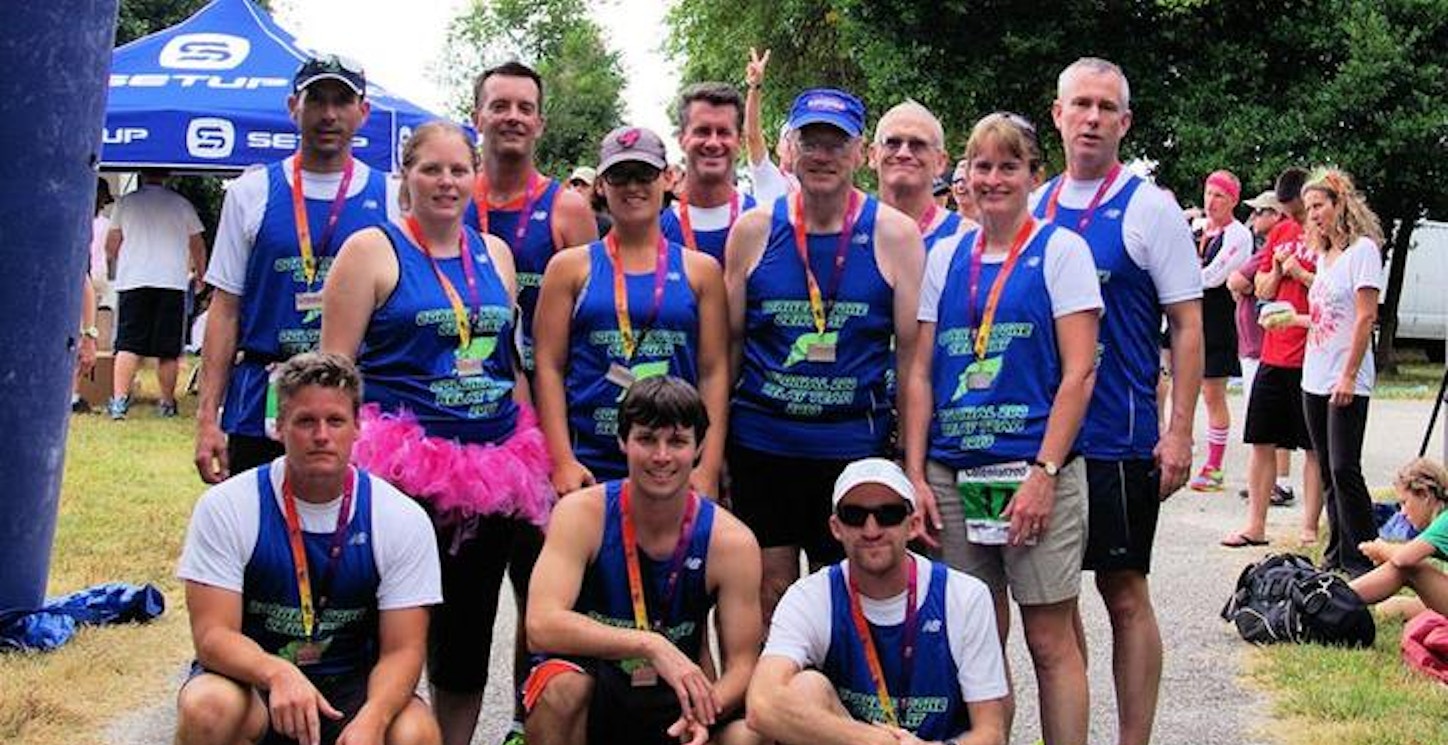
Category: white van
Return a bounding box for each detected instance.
[1395,220,1448,360]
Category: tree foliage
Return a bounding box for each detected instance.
[667,0,1448,366]
[440,0,625,180]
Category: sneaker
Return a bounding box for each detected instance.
[106,395,129,420]
[1189,467,1224,492]
[158,400,179,418]
[499,724,526,745]
[71,396,92,414]
[1270,484,1296,507]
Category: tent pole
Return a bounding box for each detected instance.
[0,1,120,612]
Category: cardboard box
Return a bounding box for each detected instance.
[77,351,115,407]
[95,306,114,352]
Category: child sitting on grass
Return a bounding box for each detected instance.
[1350,458,1448,619]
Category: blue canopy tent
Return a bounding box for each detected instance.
[102,0,453,173]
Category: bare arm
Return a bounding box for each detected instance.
[340,607,429,744]
[954,698,1009,745]
[688,254,730,497]
[531,248,592,494]
[1331,286,1379,407]
[106,227,122,265]
[877,209,926,448]
[722,210,770,384]
[743,48,771,167]
[902,321,941,543]
[704,515,763,715]
[78,273,97,375]
[195,289,240,483]
[1159,299,1204,497]
[552,188,600,248]
[188,233,208,290]
[746,656,894,745]
[319,228,394,360]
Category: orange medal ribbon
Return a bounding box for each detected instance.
[405,215,478,350]
[619,482,698,631]
[790,189,860,335]
[289,154,355,287]
[280,469,355,642]
[966,218,1036,359]
[845,558,918,728]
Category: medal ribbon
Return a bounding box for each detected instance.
[967,218,1036,359]
[281,469,356,640]
[1042,162,1121,233]
[473,172,543,255]
[915,204,938,237]
[619,481,699,631]
[405,215,480,350]
[290,154,355,286]
[791,189,861,335]
[677,191,741,252]
[846,558,918,729]
[606,233,670,362]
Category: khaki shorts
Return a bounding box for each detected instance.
[927,458,1087,606]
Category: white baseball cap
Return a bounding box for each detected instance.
[831,458,916,508]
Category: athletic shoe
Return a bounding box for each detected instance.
[71,396,91,414]
[107,395,129,420]
[158,400,179,418]
[499,724,526,745]
[1270,484,1296,507]
[1189,467,1224,492]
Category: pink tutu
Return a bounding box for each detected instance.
[352,403,555,530]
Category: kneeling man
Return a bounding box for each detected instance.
[176,352,442,745]
[746,459,1009,745]
[525,376,764,745]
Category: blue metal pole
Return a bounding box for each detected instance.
[0,1,119,612]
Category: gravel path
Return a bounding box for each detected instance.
[107,396,1444,745]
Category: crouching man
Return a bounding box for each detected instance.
[524,376,765,745]
[175,352,442,745]
[746,458,1009,745]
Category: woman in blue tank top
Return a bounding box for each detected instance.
[533,126,729,498]
[902,113,1103,743]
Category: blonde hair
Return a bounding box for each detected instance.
[275,352,363,418]
[398,120,478,211]
[1302,168,1384,253]
[963,112,1041,170]
[1397,458,1448,505]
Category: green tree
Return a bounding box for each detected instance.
[440,0,625,180]
[667,0,1448,369]
[116,0,271,45]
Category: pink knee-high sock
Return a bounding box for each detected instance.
[1206,425,1229,470]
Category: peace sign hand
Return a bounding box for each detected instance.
[746,47,771,87]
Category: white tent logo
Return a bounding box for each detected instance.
[187,118,235,158]
[159,34,250,70]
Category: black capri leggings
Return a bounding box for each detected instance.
[1302,391,1374,577]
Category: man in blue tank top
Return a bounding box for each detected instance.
[659,82,756,265]
[466,61,599,376]
[524,377,765,745]
[748,458,1008,745]
[723,88,926,622]
[870,101,963,252]
[1033,57,1203,745]
[176,353,441,745]
[196,56,395,485]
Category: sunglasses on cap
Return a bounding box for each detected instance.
[602,163,662,186]
[836,503,912,528]
[303,53,364,77]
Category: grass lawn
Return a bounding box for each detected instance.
[0,382,200,745]
[1376,361,1445,399]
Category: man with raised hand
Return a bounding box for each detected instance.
[746,458,1008,745]
[1032,57,1203,745]
[660,82,756,265]
[723,87,925,622]
[870,101,963,252]
[196,55,393,484]
[176,353,441,745]
[524,376,764,745]
[741,48,797,208]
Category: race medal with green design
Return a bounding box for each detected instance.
[294,291,323,313]
[956,461,1029,545]
[787,330,840,366]
[606,362,636,389]
[454,336,496,377]
[965,356,1003,391]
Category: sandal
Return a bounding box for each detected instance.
[1220,532,1269,548]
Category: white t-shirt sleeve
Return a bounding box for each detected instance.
[205,167,270,295]
[1122,183,1203,304]
[760,567,833,669]
[944,569,1009,701]
[177,475,262,592]
[369,478,443,610]
[918,229,970,323]
[749,157,790,212]
[1200,221,1253,288]
[1346,237,1386,292]
[1044,228,1104,318]
[182,198,205,236]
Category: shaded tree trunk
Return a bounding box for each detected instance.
[1375,210,1418,375]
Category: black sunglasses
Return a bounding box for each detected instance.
[836,503,912,528]
[602,163,662,186]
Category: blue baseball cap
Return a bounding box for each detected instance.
[787,88,866,138]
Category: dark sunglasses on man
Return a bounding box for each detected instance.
[836,503,912,528]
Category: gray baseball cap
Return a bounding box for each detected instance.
[598,126,667,174]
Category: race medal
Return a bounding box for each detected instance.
[606,362,637,390]
[957,461,1029,545]
[964,357,1003,391]
[294,641,324,667]
[455,357,484,377]
[294,291,323,313]
[630,663,659,687]
[806,341,838,363]
[263,366,281,441]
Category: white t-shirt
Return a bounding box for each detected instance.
[675,201,736,231]
[1303,237,1384,396]
[1200,220,1254,289]
[762,553,1009,703]
[747,155,796,211]
[206,157,401,296]
[177,457,442,611]
[110,184,204,291]
[90,215,111,281]
[1029,174,1203,305]
[918,222,1104,323]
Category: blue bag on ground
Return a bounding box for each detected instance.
[0,582,165,652]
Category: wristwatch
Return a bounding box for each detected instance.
[80,326,100,340]
[1030,458,1060,478]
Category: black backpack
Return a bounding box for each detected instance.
[1220,553,1376,648]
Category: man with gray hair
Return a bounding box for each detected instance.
[1032,56,1203,745]
[175,352,442,745]
[660,81,757,264]
[870,100,963,251]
